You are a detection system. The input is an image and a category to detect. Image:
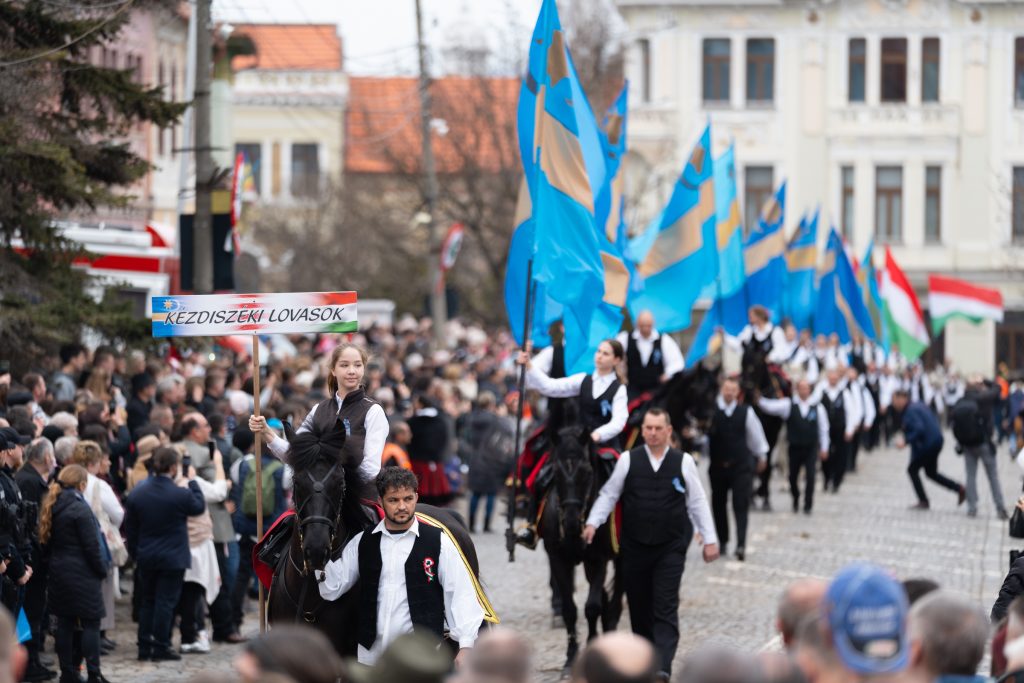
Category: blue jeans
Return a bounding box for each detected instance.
[137,566,184,653]
[211,541,239,639]
[469,492,496,530]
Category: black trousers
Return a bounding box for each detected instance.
[788,445,817,512]
[908,443,961,505]
[822,439,849,492]
[137,566,184,653]
[621,535,691,676]
[709,465,752,550]
[210,542,234,640]
[848,430,862,472]
[55,615,100,676]
[232,536,257,632]
[23,564,47,655]
[178,582,206,645]
[755,448,773,504]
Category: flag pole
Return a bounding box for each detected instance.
[506,260,534,563]
[251,335,266,633]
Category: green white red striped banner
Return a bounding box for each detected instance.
[881,248,929,360]
[928,275,1003,334]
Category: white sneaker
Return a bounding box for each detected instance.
[195,631,211,653]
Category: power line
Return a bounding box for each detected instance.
[0,0,134,68]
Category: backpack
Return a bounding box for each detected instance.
[242,457,283,518]
[950,398,986,448]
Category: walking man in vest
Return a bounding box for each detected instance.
[814,369,861,493]
[616,311,685,401]
[583,408,719,681]
[706,378,768,562]
[756,380,830,514]
[316,468,484,666]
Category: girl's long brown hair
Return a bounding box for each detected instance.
[39,465,88,545]
[325,343,369,397]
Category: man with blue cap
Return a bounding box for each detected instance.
[822,563,910,678]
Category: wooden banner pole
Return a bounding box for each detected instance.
[252,335,266,634]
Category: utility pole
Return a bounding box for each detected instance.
[415,0,447,350]
[192,0,214,293]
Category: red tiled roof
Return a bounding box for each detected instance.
[345,76,519,175]
[231,24,342,71]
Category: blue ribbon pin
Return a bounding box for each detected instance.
[671,477,686,494]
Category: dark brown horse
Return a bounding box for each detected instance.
[266,420,484,657]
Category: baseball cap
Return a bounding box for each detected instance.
[0,428,31,451]
[823,563,909,675]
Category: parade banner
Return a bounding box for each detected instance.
[152,291,358,337]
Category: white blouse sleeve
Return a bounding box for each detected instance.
[359,403,388,482]
[525,367,586,398]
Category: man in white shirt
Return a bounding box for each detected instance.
[616,311,685,401]
[582,409,718,681]
[706,378,768,562]
[757,379,830,514]
[317,468,485,667]
[814,369,861,493]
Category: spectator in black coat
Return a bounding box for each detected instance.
[38,464,111,683]
[16,438,54,682]
[459,393,513,533]
[126,373,156,439]
[407,394,452,505]
[993,552,1024,624]
[125,446,205,662]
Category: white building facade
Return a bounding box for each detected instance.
[616,0,1024,375]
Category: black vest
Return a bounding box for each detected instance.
[625,335,664,394]
[849,346,868,374]
[357,523,445,649]
[578,375,621,437]
[819,391,846,441]
[621,447,692,546]
[744,327,774,356]
[312,390,376,445]
[708,405,751,468]
[787,401,820,449]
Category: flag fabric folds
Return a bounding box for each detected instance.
[504,0,609,373]
[783,209,818,331]
[626,125,718,332]
[928,274,1004,335]
[814,228,876,343]
[880,247,929,360]
[743,181,787,321]
[858,241,887,349]
[713,144,745,298]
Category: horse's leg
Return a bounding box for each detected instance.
[582,549,606,641]
[604,553,625,632]
[547,546,578,673]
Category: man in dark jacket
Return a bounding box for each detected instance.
[15,438,54,682]
[0,427,34,613]
[956,376,1008,519]
[892,390,965,510]
[459,393,513,533]
[126,373,156,438]
[125,446,205,661]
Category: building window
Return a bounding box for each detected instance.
[1014,167,1024,242]
[924,166,941,243]
[744,166,774,235]
[290,144,320,198]
[875,166,903,243]
[637,38,651,103]
[922,38,940,103]
[746,38,774,104]
[841,166,855,239]
[703,38,731,103]
[235,143,262,196]
[1016,38,1024,107]
[848,38,866,103]
[880,38,907,102]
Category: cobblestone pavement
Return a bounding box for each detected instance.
[96,440,1022,682]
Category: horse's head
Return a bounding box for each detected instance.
[287,420,364,574]
[741,344,769,395]
[549,424,592,555]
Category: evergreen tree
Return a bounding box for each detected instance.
[0,0,187,368]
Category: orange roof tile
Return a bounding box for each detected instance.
[231,24,342,72]
[345,76,519,175]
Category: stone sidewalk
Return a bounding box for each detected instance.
[94,440,1022,681]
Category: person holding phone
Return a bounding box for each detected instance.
[175,412,243,644]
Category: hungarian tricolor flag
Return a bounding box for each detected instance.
[880,248,929,360]
[928,274,1003,335]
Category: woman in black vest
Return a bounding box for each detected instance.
[248,343,388,490]
[520,339,628,448]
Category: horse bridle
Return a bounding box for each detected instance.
[554,447,592,541]
[294,463,343,578]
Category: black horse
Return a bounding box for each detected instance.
[540,408,624,675]
[740,343,791,504]
[266,420,484,657]
[621,362,722,451]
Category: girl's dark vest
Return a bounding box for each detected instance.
[579,375,621,447]
[550,343,566,379]
[356,524,445,649]
[312,389,377,453]
[621,447,692,546]
[625,335,664,394]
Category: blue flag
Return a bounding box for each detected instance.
[505,0,608,374]
[713,144,745,298]
[626,125,717,332]
[814,229,876,343]
[858,240,887,348]
[743,181,787,321]
[783,208,818,331]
